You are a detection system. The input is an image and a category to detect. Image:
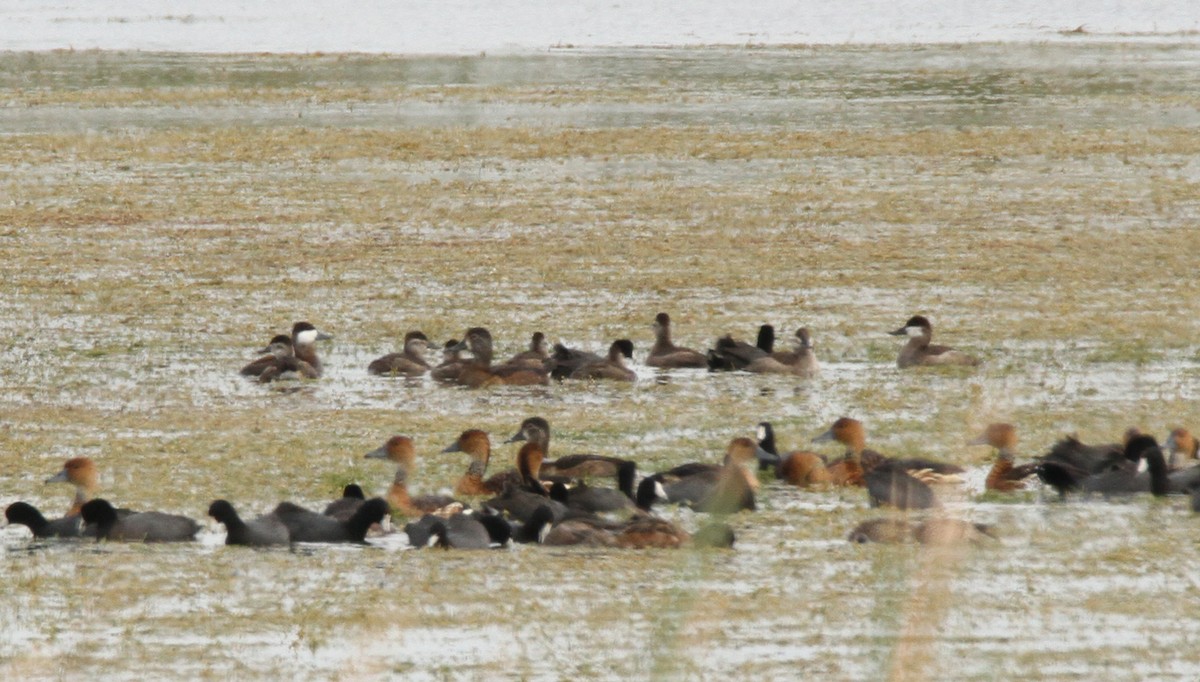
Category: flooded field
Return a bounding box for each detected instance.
[3,43,1200,680]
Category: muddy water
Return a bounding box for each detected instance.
[3,43,1200,680]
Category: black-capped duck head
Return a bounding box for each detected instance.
[609,339,635,361]
[813,417,867,452]
[403,331,429,355]
[653,312,672,333]
[968,423,1017,453]
[454,327,494,362]
[890,315,932,338]
[529,332,548,355]
[365,435,416,467]
[292,321,333,345]
[793,328,813,349]
[442,429,491,460]
[441,339,461,362]
[46,457,99,491]
[257,334,294,356]
[516,442,545,483]
[505,416,550,446]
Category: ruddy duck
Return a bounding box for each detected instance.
[645,313,708,369]
[367,331,431,377]
[889,315,980,369]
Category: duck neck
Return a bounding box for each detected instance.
[388,468,413,511]
[294,342,322,373]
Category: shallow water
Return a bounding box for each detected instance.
[3,43,1200,680]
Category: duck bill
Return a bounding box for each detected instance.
[503,430,528,444]
[888,327,908,336]
[966,434,989,446]
[45,469,69,484]
[441,442,463,454]
[811,428,835,444]
[364,445,388,460]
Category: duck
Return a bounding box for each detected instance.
[364,435,458,516]
[969,423,1039,492]
[5,501,83,538]
[367,331,431,377]
[452,327,549,387]
[480,443,569,523]
[1036,429,1138,478]
[547,342,602,380]
[322,484,366,522]
[768,328,819,377]
[639,438,760,514]
[443,429,522,496]
[45,456,100,516]
[547,463,637,514]
[404,511,511,549]
[568,339,636,382]
[289,321,333,378]
[847,517,993,545]
[505,331,551,369]
[889,315,980,369]
[504,416,633,479]
[271,498,390,544]
[430,338,466,383]
[1166,428,1198,470]
[812,417,964,487]
[757,421,832,486]
[207,500,290,547]
[645,313,708,369]
[1037,434,1169,497]
[864,460,940,510]
[254,336,320,382]
[239,334,295,378]
[80,499,200,543]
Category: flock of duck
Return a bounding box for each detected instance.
[6,313,1197,550]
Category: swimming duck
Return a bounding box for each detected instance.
[505,331,551,369]
[505,416,633,479]
[1166,428,1198,470]
[289,321,333,378]
[443,429,522,496]
[645,313,708,369]
[847,518,913,544]
[364,435,458,516]
[322,484,366,523]
[239,334,295,378]
[889,315,980,369]
[769,328,820,377]
[207,500,290,547]
[430,338,466,383]
[367,331,431,377]
[452,327,550,387]
[847,517,992,545]
[757,421,832,486]
[969,423,1039,492]
[812,417,964,487]
[569,339,636,382]
[547,463,638,515]
[864,460,940,510]
[5,502,83,538]
[45,456,100,516]
[272,498,389,544]
[80,499,199,543]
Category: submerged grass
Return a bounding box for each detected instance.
[2,43,1200,680]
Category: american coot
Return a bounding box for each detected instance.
[645,313,708,369]
[272,498,389,544]
[405,511,510,549]
[80,499,199,543]
[322,484,366,522]
[207,500,290,547]
[5,502,83,539]
[889,315,980,369]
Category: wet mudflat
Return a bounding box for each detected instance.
[2,43,1200,680]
